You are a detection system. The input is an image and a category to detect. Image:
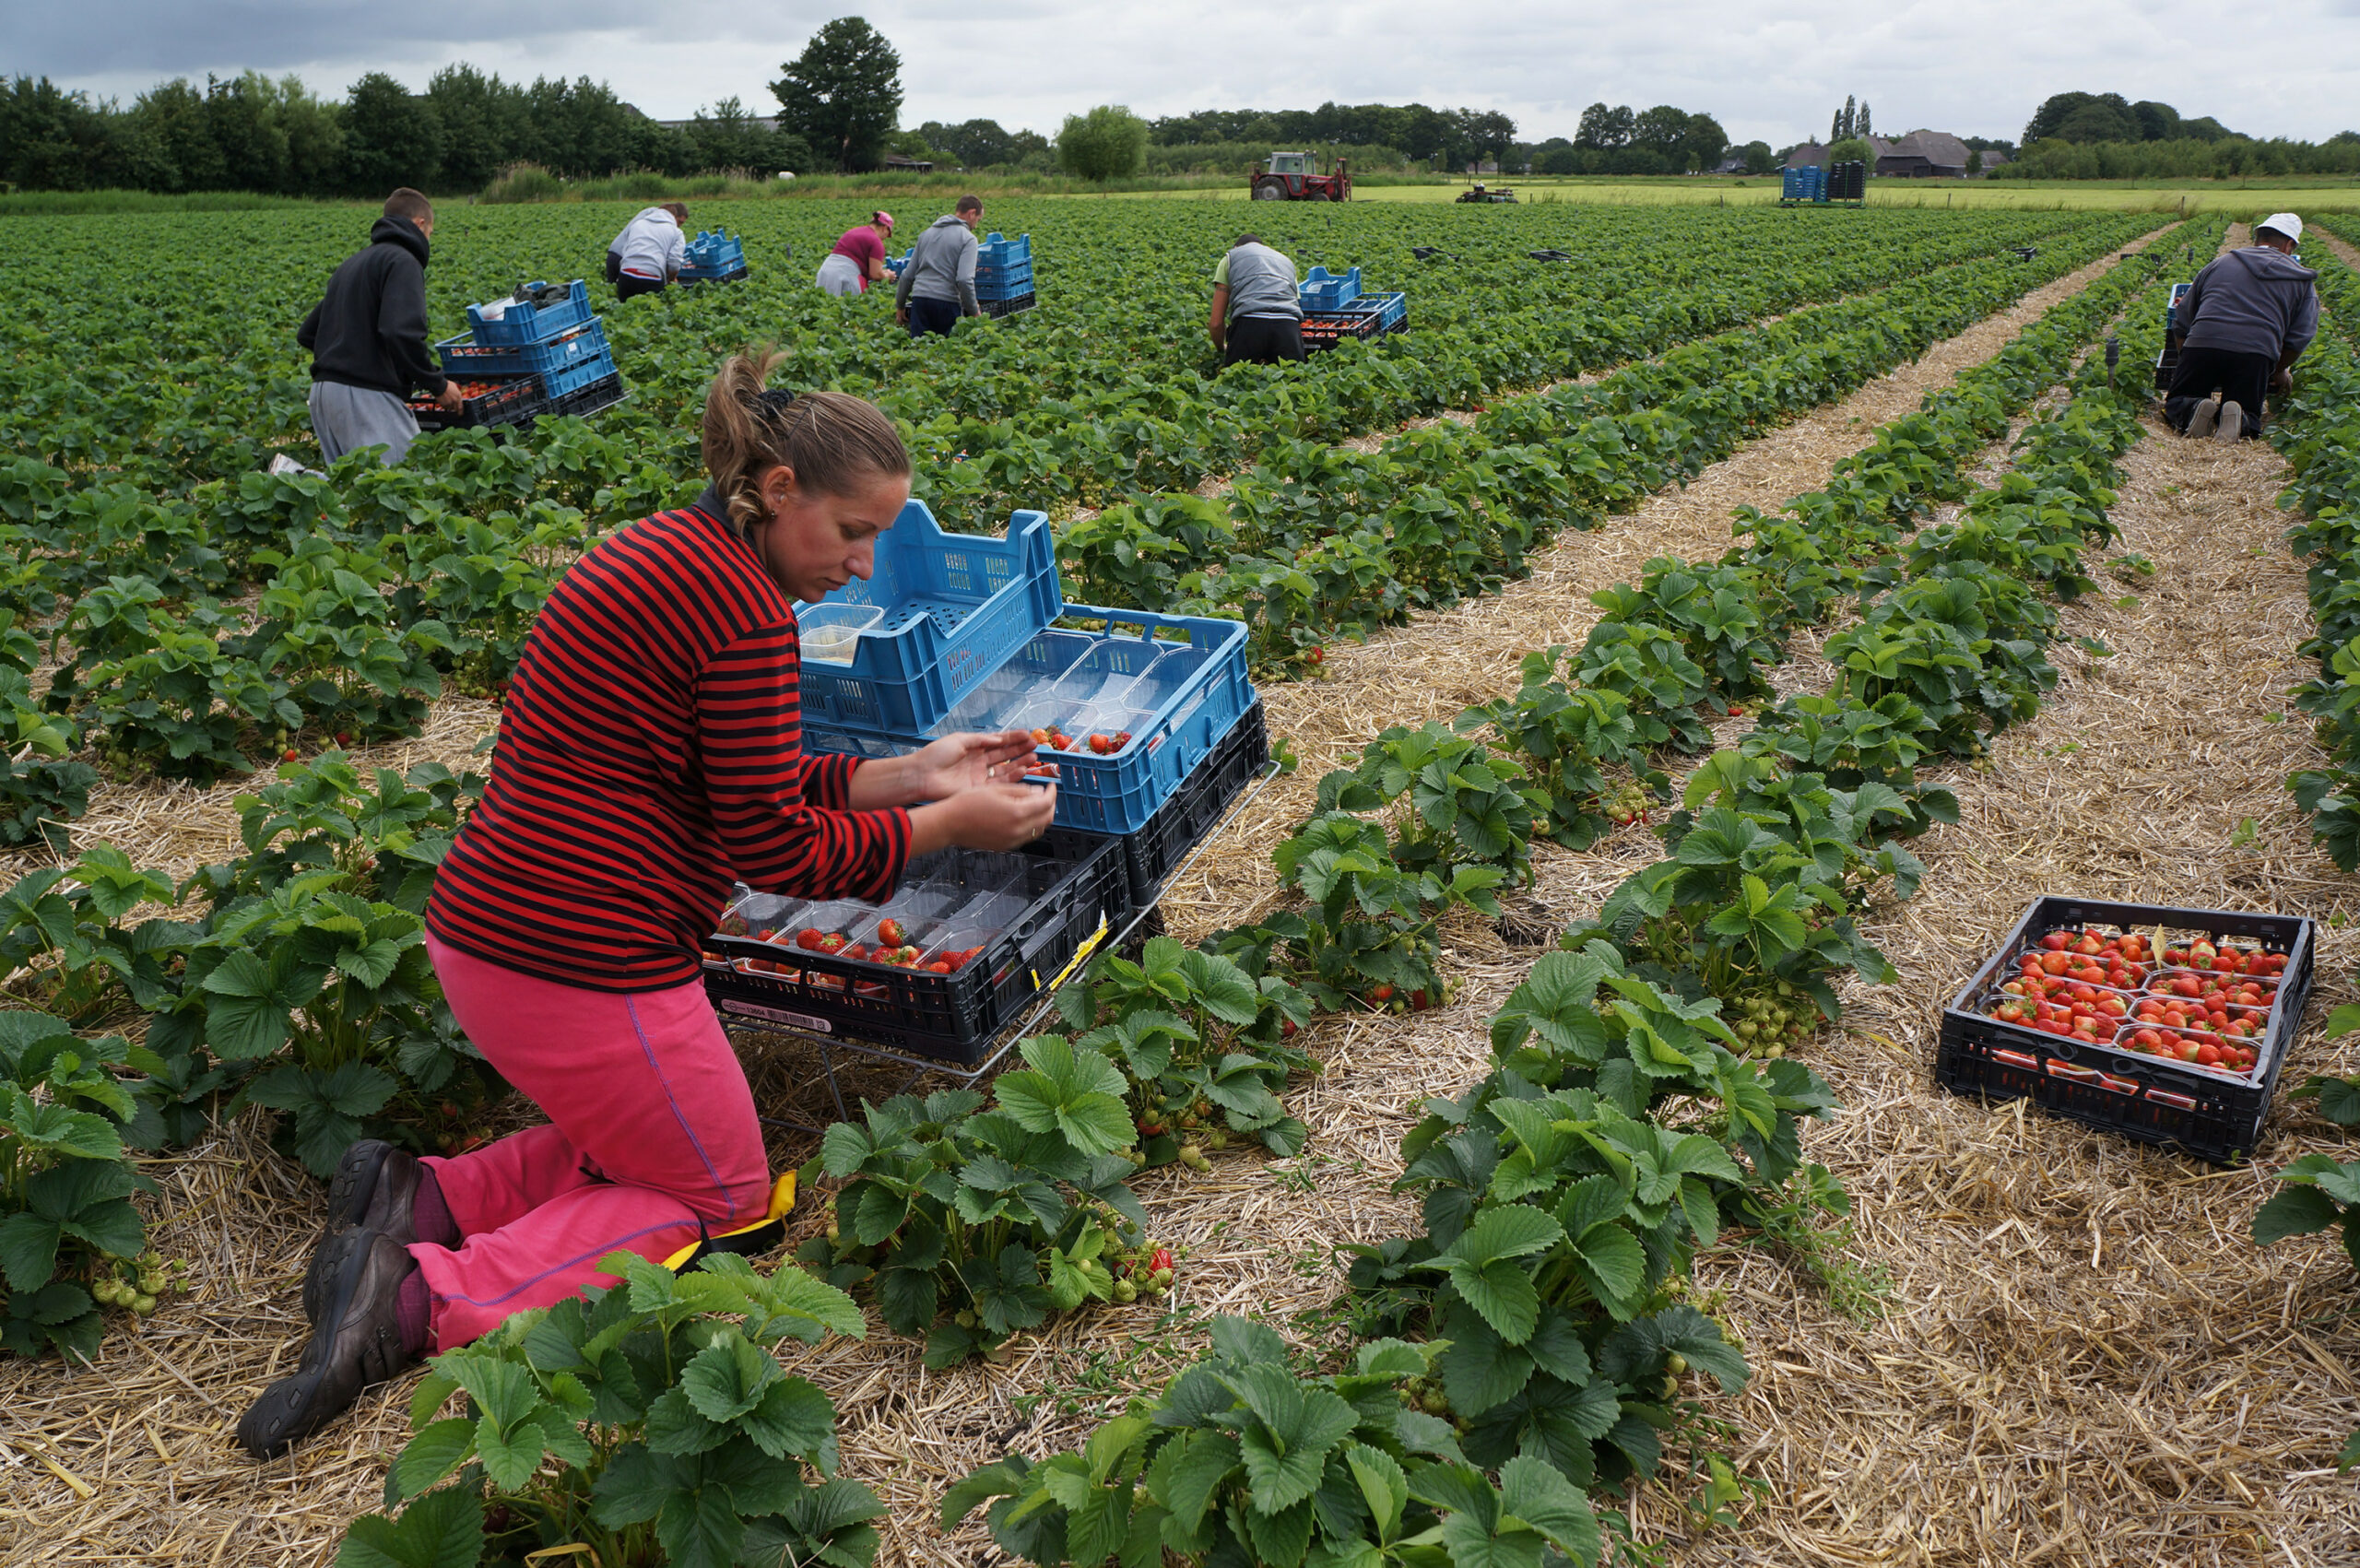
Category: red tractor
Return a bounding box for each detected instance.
[1249,151,1351,202]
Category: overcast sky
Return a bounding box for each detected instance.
[9,1,2360,147]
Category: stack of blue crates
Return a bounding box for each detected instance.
[1298,265,1361,311]
[1782,166,1827,202]
[974,231,1034,316]
[893,231,1035,316]
[703,497,1269,1059]
[432,280,625,422]
[678,230,749,282]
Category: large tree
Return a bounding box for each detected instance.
[1680,112,1728,173]
[1630,104,1693,157]
[1575,102,1633,150]
[772,16,902,172]
[1057,104,1147,181]
[341,72,441,195]
[2023,90,2141,145]
[427,64,530,189]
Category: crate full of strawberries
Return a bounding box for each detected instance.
[1937,895,2315,1164]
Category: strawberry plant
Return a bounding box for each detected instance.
[1324,720,1544,884]
[0,1010,159,1360]
[797,1042,1162,1366]
[337,1249,880,1568]
[948,1319,1616,1568]
[1566,624,1717,753]
[1590,558,1786,701]
[1056,935,1313,1167]
[1462,655,1666,850]
[1212,809,1503,1014]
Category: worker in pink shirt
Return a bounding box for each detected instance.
[816,210,899,296]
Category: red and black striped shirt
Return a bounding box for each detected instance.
[427,489,911,992]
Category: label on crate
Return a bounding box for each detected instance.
[718,997,834,1033]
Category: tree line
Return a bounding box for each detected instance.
[0,67,809,197]
[2011,90,2359,180]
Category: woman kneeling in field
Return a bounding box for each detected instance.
[238,350,1057,1457]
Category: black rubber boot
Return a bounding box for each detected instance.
[308,1140,429,1323]
[240,1229,416,1460]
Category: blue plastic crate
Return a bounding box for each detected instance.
[803,607,1256,835]
[466,280,594,345]
[1781,167,1826,201]
[976,231,1032,268]
[540,348,622,400]
[437,319,610,378]
[1299,265,1362,310]
[1355,290,1407,332]
[680,230,748,280]
[795,501,1062,731]
[975,261,1034,298]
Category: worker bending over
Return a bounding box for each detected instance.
[895,195,984,336]
[606,202,689,301]
[1209,234,1304,365]
[297,188,459,466]
[2165,211,2319,442]
[818,210,898,296]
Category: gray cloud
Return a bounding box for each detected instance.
[9,0,2358,145]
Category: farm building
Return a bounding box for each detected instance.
[1876,130,1974,178]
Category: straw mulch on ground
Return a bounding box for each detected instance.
[15,222,2360,1567]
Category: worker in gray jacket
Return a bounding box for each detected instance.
[1209,234,1304,365]
[894,196,984,337]
[2165,212,2319,441]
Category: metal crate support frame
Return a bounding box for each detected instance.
[730,757,1282,1134]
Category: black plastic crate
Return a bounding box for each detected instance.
[981,292,1035,319]
[703,826,1129,1064]
[1115,698,1268,909]
[410,374,544,430]
[1935,895,2318,1165]
[1302,310,1382,350]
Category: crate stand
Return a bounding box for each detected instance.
[729,755,1280,1133]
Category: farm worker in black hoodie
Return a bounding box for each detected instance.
[2165,212,2319,442]
[894,195,984,337]
[297,188,457,466]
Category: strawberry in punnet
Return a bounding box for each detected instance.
[876,918,907,949]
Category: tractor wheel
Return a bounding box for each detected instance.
[1252,178,1287,201]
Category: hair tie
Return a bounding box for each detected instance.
[753,389,798,416]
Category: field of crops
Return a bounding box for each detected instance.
[3,197,2359,1567]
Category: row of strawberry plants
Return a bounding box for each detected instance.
[0,204,2102,520]
[0,218,2149,843]
[1063,216,2158,669]
[2255,220,2360,1474]
[926,226,2186,1568]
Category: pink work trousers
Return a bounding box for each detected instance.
[411,935,770,1349]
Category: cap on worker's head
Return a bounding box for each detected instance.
[872,209,894,231]
[2258,212,2303,244]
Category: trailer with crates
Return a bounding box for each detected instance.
[1294,265,1409,351]
[414,280,627,430]
[1779,161,1867,206]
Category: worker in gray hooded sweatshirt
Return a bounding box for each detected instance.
[894,195,984,337]
[2165,212,2319,442]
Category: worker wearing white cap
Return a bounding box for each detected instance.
[2165,212,2319,442]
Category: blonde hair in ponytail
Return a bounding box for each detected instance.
[700,348,911,538]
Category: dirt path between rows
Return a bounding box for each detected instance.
[1162,224,2177,943]
[1663,221,2360,1568]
